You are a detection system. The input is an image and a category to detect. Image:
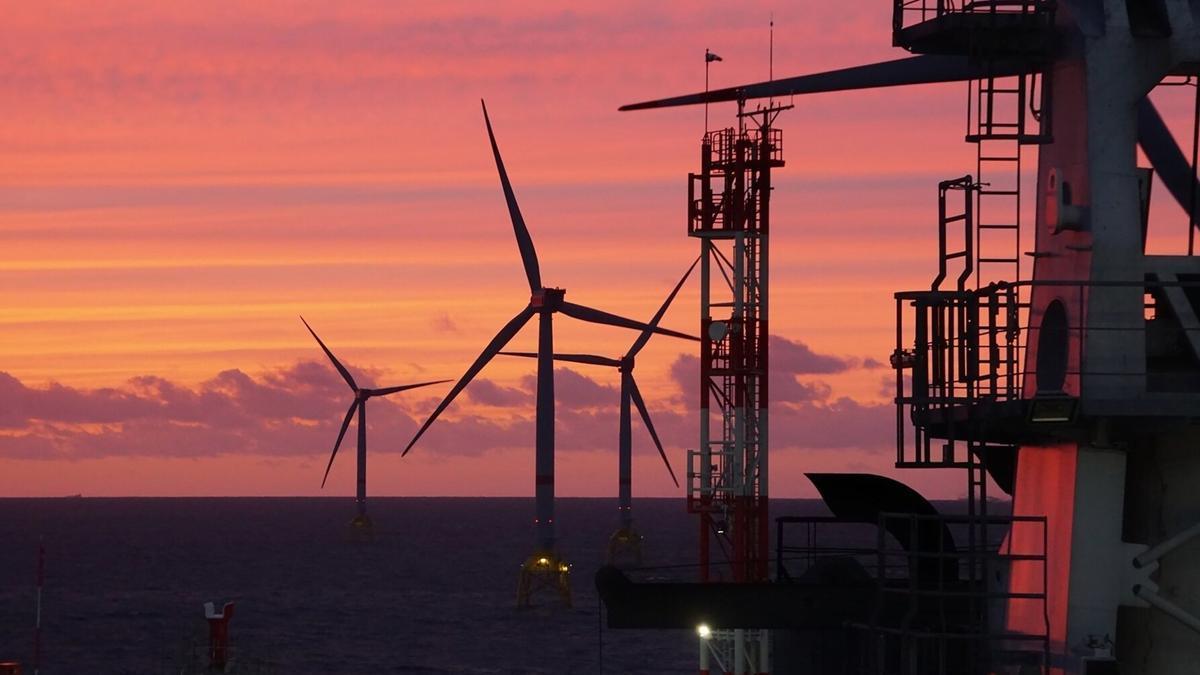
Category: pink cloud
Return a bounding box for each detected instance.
[0,361,394,459]
[431,313,459,334]
[464,377,530,407]
[668,335,885,405]
[665,336,894,451]
[519,367,619,409]
[0,335,894,466]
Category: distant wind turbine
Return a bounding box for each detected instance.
[502,255,700,564]
[402,101,697,604]
[302,316,448,534]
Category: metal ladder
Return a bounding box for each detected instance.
[968,73,1042,289]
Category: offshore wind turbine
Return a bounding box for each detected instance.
[301,317,447,535]
[402,101,696,605]
[503,255,699,565]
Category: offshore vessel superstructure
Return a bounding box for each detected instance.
[600,2,1200,674]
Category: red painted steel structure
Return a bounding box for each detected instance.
[687,103,787,593]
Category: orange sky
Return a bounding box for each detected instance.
[2,2,1197,498]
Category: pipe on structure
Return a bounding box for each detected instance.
[1134,585,1200,637]
[1133,521,1200,568]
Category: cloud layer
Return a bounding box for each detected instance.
[1,334,892,472]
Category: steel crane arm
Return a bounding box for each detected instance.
[1138,97,1200,223]
[619,55,1033,111]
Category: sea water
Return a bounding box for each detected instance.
[0,497,830,674]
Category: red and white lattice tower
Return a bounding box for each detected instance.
[687,101,788,675]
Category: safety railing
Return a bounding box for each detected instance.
[870,511,1050,675]
[893,277,1200,465]
[893,0,1051,31]
[688,127,782,236]
[776,517,899,583]
[775,511,1050,673]
[702,127,783,168]
[892,0,1056,59]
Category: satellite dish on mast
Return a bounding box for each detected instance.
[708,321,729,341]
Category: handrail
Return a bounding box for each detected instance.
[893,275,1200,474]
[893,0,1054,39]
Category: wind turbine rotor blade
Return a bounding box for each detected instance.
[300,316,357,391]
[559,301,698,342]
[628,255,701,358]
[322,401,359,488]
[629,376,679,488]
[371,379,452,397]
[620,55,1032,111]
[402,307,535,456]
[1138,97,1200,221]
[499,351,620,367]
[481,100,542,292]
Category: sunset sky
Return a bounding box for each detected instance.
[2,2,1196,498]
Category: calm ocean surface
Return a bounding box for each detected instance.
[0,497,828,674]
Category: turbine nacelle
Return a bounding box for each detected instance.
[531,287,566,310]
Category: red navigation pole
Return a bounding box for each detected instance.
[204,601,235,671]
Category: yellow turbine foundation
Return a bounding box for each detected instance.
[346,513,374,542]
[606,526,644,567]
[517,552,572,608]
